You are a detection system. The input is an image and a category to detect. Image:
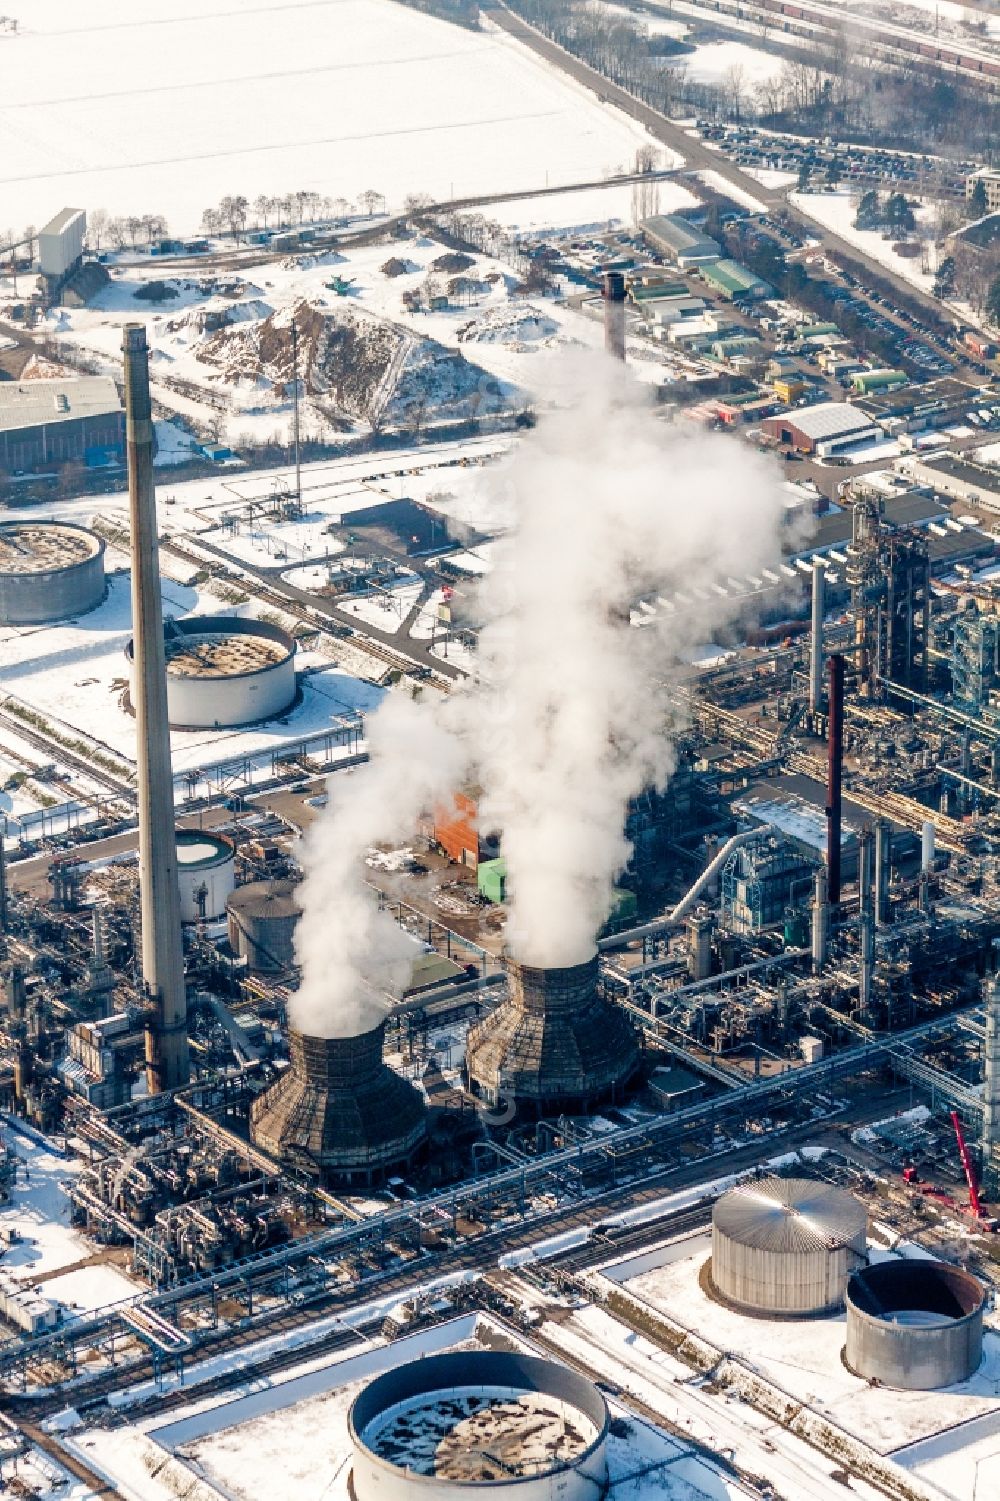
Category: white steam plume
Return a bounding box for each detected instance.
[289,354,792,1034]
[291,692,468,1037]
[470,358,792,967]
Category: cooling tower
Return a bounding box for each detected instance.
[464,953,640,1114]
[250,1022,427,1185]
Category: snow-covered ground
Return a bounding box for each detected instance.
[672,38,788,88]
[0,0,663,233]
[0,1126,141,1316]
[71,1310,769,1501]
[620,1232,1000,1458]
[487,177,698,235]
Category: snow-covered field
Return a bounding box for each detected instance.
[0,0,663,234]
[790,187,939,293]
[673,38,788,88]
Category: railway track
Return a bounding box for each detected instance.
[0,704,135,805]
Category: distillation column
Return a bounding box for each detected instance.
[858,828,875,1017]
[123,323,190,1093]
[809,559,825,717]
[982,972,1000,1202]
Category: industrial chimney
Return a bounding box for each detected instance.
[602,271,627,362]
[122,323,190,1093]
[250,1021,427,1185]
[826,654,845,906]
[465,952,640,1115]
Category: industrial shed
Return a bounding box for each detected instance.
[905,453,1000,512]
[762,401,879,456]
[640,214,721,267]
[0,377,124,472]
[699,259,773,300]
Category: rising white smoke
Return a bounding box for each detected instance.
[292,692,468,1037]
[469,358,793,966]
[290,354,792,1033]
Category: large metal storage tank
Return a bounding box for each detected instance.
[349,1351,609,1501]
[710,1176,867,1316]
[0,521,105,625]
[175,831,235,922]
[845,1259,985,1390]
[125,616,296,728]
[227,879,300,973]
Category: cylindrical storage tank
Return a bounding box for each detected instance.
[349,1351,609,1501]
[227,879,300,973]
[921,820,936,873]
[125,615,296,728]
[710,1176,867,1316]
[175,830,236,922]
[845,1259,985,1390]
[0,522,105,625]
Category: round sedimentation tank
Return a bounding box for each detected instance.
[0,521,105,625]
[125,616,296,728]
[250,1022,427,1186]
[227,879,300,973]
[710,1176,867,1316]
[465,953,640,1114]
[175,830,236,922]
[349,1351,609,1501]
[845,1259,985,1390]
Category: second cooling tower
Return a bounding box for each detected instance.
[465,953,640,1114]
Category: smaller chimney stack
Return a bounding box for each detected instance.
[826,654,845,905]
[602,270,627,362]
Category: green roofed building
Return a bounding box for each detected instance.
[700,259,773,300]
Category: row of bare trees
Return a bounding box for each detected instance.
[200,188,388,242]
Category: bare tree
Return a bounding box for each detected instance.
[87,208,110,252]
[359,188,385,216]
[253,194,271,229]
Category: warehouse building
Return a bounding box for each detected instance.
[762,401,879,457]
[640,214,721,267]
[0,378,124,472]
[904,452,1000,511]
[851,368,908,396]
[699,259,773,301]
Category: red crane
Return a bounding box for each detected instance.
[950,1110,983,1221]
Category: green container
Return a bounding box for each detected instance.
[784,909,809,947]
[477,857,506,904]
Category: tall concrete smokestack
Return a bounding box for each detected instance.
[809,560,825,716]
[826,654,845,905]
[602,271,627,362]
[123,323,190,1093]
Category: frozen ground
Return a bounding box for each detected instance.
[672,39,788,88]
[0,0,662,233]
[622,1233,1000,1457]
[487,177,699,235]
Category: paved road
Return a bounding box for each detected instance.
[489,4,967,329]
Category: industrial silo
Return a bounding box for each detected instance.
[175,831,236,922]
[845,1259,985,1389]
[125,615,296,728]
[710,1176,867,1316]
[227,879,300,974]
[349,1350,609,1501]
[0,521,106,624]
